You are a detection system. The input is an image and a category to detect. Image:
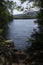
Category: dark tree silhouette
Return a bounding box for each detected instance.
[26,0,43,65]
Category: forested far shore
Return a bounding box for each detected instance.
[14,11,38,19]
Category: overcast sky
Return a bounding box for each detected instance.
[10,0,39,15]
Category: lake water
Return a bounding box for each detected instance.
[6,19,37,50]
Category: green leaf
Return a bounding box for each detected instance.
[0,29,3,34]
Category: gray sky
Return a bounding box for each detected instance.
[11,0,39,15]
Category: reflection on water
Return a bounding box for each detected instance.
[5,19,37,50]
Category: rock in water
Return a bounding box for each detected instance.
[5,40,14,48]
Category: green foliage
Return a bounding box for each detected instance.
[0,29,3,34]
[0,0,15,29]
[26,0,43,65]
[16,6,22,10]
[0,1,16,65]
[6,0,16,15]
[20,0,27,3]
[0,0,14,51]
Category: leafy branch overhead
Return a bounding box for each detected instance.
[6,0,16,14]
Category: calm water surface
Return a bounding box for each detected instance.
[6,19,37,50]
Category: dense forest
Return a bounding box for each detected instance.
[0,0,15,29]
[0,0,15,65]
[26,0,43,65]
